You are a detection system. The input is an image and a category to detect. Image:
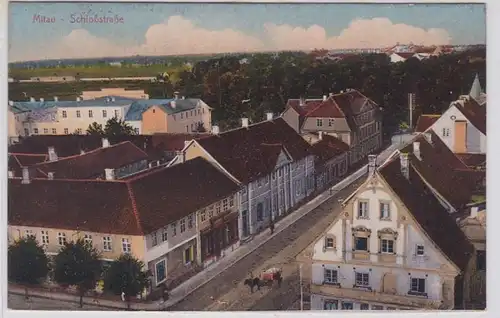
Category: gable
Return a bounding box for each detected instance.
[275,149,292,169]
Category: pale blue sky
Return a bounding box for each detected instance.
[8,3,486,61]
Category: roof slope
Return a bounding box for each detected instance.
[9,157,239,235]
[455,98,486,135]
[8,153,48,176]
[196,118,312,183]
[379,158,474,272]
[415,114,440,132]
[311,135,349,164]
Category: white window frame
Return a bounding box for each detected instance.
[33,128,39,134]
[200,209,207,222]
[88,110,93,118]
[410,277,426,294]
[325,236,335,248]
[215,202,221,214]
[316,118,323,127]
[84,234,92,246]
[76,110,81,118]
[62,110,67,118]
[355,272,370,287]
[161,228,168,242]
[229,196,235,207]
[151,232,158,247]
[114,110,120,118]
[41,230,49,245]
[223,198,229,211]
[416,244,425,256]
[379,202,391,219]
[122,238,131,254]
[171,222,177,236]
[324,268,338,284]
[357,201,369,218]
[64,128,69,134]
[57,232,66,246]
[51,128,57,134]
[154,258,167,286]
[180,219,186,233]
[43,128,48,134]
[25,229,35,239]
[102,110,107,118]
[328,118,334,127]
[442,128,450,137]
[103,236,112,251]
[381,239,394,254]
[187,215,193,229]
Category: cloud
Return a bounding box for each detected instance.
[11,16,451,61]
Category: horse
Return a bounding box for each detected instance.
[244,277,261,293]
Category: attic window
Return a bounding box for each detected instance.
[324,234,336,249]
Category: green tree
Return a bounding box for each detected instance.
[194,121,207,133]
[8,236,49,298]
[86,122,105,135]
[53,239,102,308]
[104,117,136,136]
[104,254,149,310]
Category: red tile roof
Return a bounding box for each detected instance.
[311,135,349,164]
[456,153,486,168]
[304,99,345,118]
[8,153,48,176]
[8,157,239,235]
[31,141,149,179]
[379,158,474,272]
[414,114,440,132]
[455,98,486,135]
[196,118,312,183]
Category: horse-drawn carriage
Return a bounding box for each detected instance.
[244,267,283,293]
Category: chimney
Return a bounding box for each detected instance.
[47,172,54,180]
[54,96,59,102]
[76,97,81,102]
[266,112,273,121]
[8,100,13,106]
[8,171,14,178]
[413,142,421,160]
[21,167,30,184]
[241,118,249,128]
[423,132,432,144]
[368,154,377,175]
[299,97,305,106]
[176,150,185,163]
[174,91,180,100]
[171,101,176,108]
[30,97,35,102]
[80,149,85,155]
[212,125,220,135]
[40,98,45,102]
[104,168,115,180]
[329,93,333,98]
[48,146,58,161]
[323,95,327,101]
[111,97,116,102]
[102,137,110,148]
[318,131,324,140]
[399,153,409,179]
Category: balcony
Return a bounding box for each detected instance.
[311,283,442,309]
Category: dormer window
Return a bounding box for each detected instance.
[324,234,336,249]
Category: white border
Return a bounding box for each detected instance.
[1,1,496,318]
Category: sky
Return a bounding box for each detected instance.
[8,2,486,62]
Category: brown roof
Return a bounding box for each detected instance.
[414,114,440,132]
[31,141,149,179]
[196,118,312,183]
[401,132,480,209]
[150,133,211,152]
[8,157,239,235]
[304,99,345,118]
[311,135,349,164]
[455,98,486,135]
[379,158,474,272]
[8,153,48,176]
[456,153,486,168]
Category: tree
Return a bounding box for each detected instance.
[53,239,102,308]
[193,121,207,133]
[104,254,149,310]
[104,117,136,136]
[8,236,49,297]
[86,122,104,135]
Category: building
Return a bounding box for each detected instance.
[172,115,315,240]
[8,95,213,137]
[307,153,476,311]
[8,157,239,292]
[282,89,382,166]
[81,88,149,100]
[388,52,415,63]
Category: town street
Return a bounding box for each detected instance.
[8,294,112,311]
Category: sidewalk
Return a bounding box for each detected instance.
[8,144,397,311]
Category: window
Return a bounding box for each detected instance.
[33,128,39,134]
[43,128,48,134]
[325,236,335,249]
[76,128,82,134]
[324,269,338,284]
[357,201,368,218]
[257,178,263,187]
[88,110,93,118]
[102,110,107,118]
[256,203,264,221]
[122,238,131,253]
[223,198,229,211]
[151,232,158,247]
[62,110,67,118]
[161,228,168,242]
[360,303,369,310]
[442,128,450,137]
[215,202,221,214]
[355,272,370,287]
[379,202,390,219]
[201,209,207,222]
[381,239,394,253]
[114,110,119,117]
[134,128,139,134]
[84,234,92,246]
[372,305,383,310]
[477,250,486,271]
[295,180,301,196]
[180,219,186,233]
[186,111,189,118]
[51,128,57,134]
[103,236,112,251]
[57,232,66,246]
[341,302,353,310]
[64,128,69,134]
[272,172,276,180]
[186,125,189,132]
[208,206,214,218]
[316,119,323,127]
[410,278,426,294]
[188,215,193,229]
[278,168,283,177]
[41,230,49,244]
[229,196,235,207]
[25,229,35,239]
[328,119,334,127]
[171,222,177,236]
[155,259,166,285]
[181,113,184,119]
[355,237,368,251]
[76,110,81,118]
[24,128,29,136]
[387,307,397,310]
[416,245,425,256]
[184,246,194,264]
[324,300,338,310]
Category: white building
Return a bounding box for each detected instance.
[307,154,476,310]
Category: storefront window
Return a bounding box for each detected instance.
[324,300,338,310]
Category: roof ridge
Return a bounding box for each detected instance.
[9,152,48,157]
[126,182,143,235]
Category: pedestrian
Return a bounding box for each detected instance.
[269,220,275,235]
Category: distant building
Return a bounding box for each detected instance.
[81,88,149,100]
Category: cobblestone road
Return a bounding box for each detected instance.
[169,174,366,311]
[8,294,112,311]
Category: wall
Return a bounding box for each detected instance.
[8,225,146,262]
[281,107,301,133]
[302,117,350,135]
[166,102,210,134]
[81,88,149,100]
[141,106,168,134]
